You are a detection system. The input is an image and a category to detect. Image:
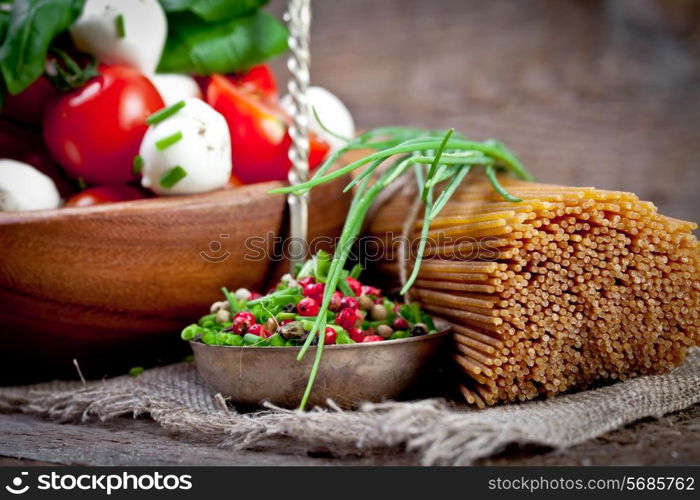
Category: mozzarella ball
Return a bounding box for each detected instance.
[70,0,167,75]
[150,74,202,106]
[139,98,232,195]
[281,86,355,151]
[0,159,61,211]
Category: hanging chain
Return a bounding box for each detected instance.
[285,0,312,271]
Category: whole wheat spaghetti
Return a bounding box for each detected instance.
[369,176,699,407]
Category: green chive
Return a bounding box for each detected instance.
[132,155,143,175]
[159,166,187,188]
[77,177,86,190]
[115,14,125,39]
[155,130,183,151]
[146,100,186,126]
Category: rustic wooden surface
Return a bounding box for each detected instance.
[0,406,698,466]
[2,0,699,466]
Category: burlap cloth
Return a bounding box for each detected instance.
[0,348,698,465]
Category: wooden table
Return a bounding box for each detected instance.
[2,0,699,466]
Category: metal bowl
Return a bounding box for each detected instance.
[190,324,451,409]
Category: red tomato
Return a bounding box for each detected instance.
[42,65,164,186]
[2,77,59,125]
[65,185,147,207]
[206,73,330,184]
[230,65,278,102]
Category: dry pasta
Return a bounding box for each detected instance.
[368,176,699,407]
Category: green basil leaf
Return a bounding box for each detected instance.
[159,0,267,22]
[158,0,196,12]
[192,0,267,22]
[0,10,10,43]
[0,0,85,95]
[157,10,287,75]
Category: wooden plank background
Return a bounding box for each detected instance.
[271,0,700,222]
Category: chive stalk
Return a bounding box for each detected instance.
[159,166,187,188]
[132,155,144,175]
[115,14,125,39]
[147,101,186,126]
[155,130,183,151]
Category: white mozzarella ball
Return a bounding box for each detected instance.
[281,86,355,151]
[139,98,232,195]
[70,0,167,75]
[0,160,61,211]
[150,74,202,106]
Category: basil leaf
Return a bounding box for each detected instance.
[0,0,85,95]
[192,0,267,21]
[159,0,268,22]
[158,0,196,11]
[0,10,9,43]
[157,10,287,75]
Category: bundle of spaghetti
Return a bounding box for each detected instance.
[367,176,699,407]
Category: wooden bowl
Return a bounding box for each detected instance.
[0,178,351,383]
[190,324,452,409]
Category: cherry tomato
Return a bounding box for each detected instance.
[2,77,59,126]
[42,65,164,186]
[65,185,147,207]
[229,65,278,102]
[206,73,330,184]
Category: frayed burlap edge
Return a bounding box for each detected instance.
[1,348,698,465]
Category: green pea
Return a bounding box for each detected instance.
[201,331,217,345]
[389,330,410,340]
[268,333,286,347]
[180,324,199,341]
[336,330,355,344]
[243,333,269,346]
[215,332,229,345]
[198,313,217,326]
[313,249,331,282]
[128,366,144,377]
[222,333,242,346]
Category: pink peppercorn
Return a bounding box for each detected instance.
[336,308,357,331]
